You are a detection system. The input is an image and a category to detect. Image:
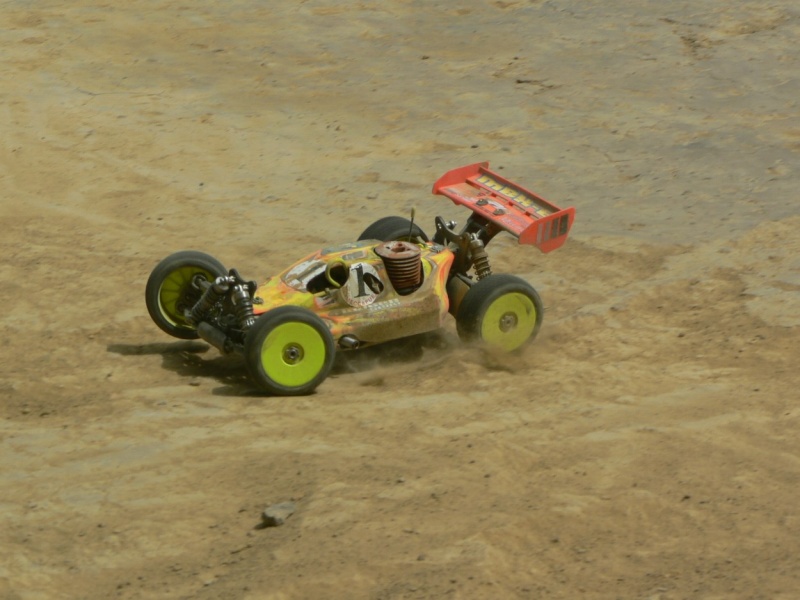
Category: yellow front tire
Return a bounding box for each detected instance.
[244,306,335,396]
[145,251,227,340]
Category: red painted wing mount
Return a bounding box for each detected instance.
[432,162,575,252]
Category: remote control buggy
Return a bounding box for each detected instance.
[145,162,575,395]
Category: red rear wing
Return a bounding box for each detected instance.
[432,162,575,252]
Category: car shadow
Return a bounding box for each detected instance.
[107,340,254,396]
[108,330,451,397]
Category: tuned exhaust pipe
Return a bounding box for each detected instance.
[198,322,230,354]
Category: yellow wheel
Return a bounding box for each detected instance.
[455,274,543,351]
[145,251,227,339]
[244,306,335,395]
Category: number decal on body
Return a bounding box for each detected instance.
[342,262,384,307]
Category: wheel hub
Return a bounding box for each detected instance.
[499,311,518,332]
[282,344,304,365]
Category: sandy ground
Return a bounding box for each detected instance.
[2,2,800,599]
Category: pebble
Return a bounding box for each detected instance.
[261,502,296,528]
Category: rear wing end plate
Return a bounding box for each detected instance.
[432,162,575,253]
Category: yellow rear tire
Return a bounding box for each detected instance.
[455,274,543,351]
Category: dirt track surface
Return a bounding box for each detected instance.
[2,2,799,599]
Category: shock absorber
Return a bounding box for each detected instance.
[188,276,230,324]
[468,236,492,280]
[231,284,256,330]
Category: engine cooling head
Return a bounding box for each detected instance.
[374,241,422,293]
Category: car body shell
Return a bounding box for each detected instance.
[253,239,455,347]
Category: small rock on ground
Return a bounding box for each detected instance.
[260,502,296,528]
